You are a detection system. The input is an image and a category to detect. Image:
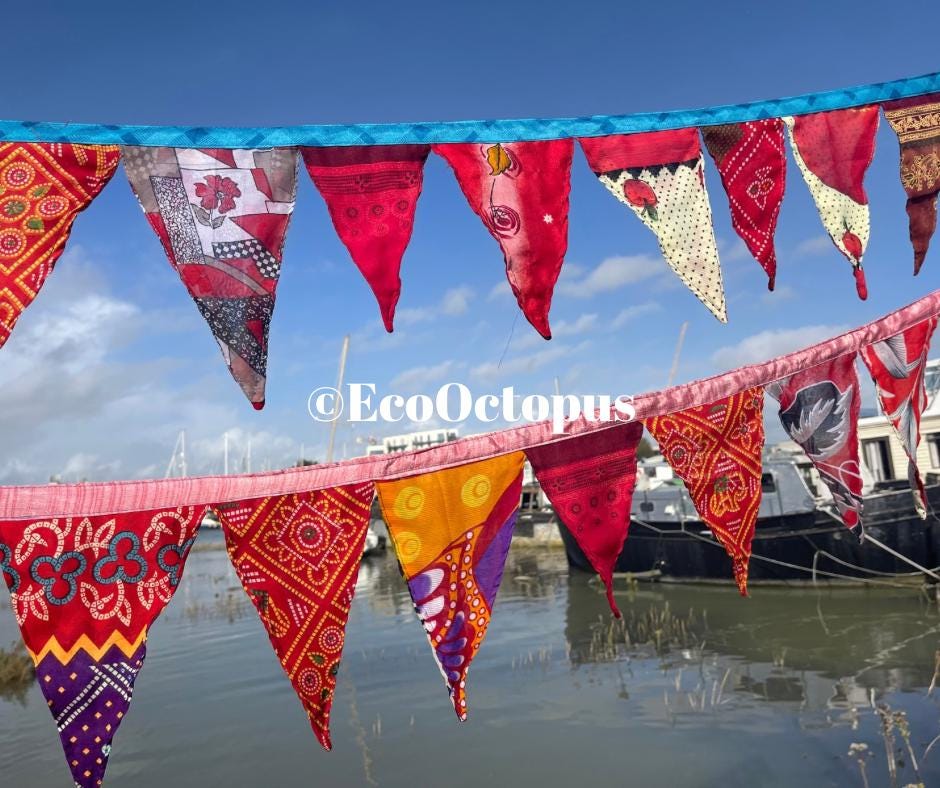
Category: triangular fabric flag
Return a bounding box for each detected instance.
[376,452,524,720]
[765,354,864,539]
[701,120,786,289]
[0,143,120,348]
[123,146,299,409]
[579,129,727,322]
[645,389,764,594]
[861,318,938,517]
[783,107,879,299]
[432,141,572,339]
[525,422,642,617]
[213,484,373,750]
[883,93,940,274]
[303,145,430,332]
[0,507,201,787]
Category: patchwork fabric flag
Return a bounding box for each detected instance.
[213,484,373,750]
[525,422,642,617]
[303,145,430,332]
[883,93,940,274]
[579,129,726,321]
[783,107,879,299]
[123,146,299,409]
[0,507,201,788]
[645,389,764,594]
[701,120,786,289]
[376,452,524,720]
[861,318,938,517]
[432,141,572,339]
[0,143,120,348]
[766,354,864,539]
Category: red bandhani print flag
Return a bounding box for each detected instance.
[883,93,940,274]
[766,354,864,539]
[783,107,879,299]
[123,146,299,409]
[579,129,726,322]
[432,140,572,339]
[0,143,120,348]
[861,318,938,517]
[213,484,374,750]
[525,422,642,616]
[701,120,786,289]
[303,145,430,332]
[645,389,764,595]
[0,507,201,788]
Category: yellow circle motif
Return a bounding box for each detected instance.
[461,474,492,508]
[395,531,423,563]
[393,486,425,520]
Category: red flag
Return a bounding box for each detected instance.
[702,120,786,290]
[883,93,940,274]
[124,146,298,409]
[645,389,764,594]
[0,143,120,348]
[783,107,879,298]
[525,422,642,616]
[766,354,864,539]
[213,484,374,750]
[861,318,938,516]
[432,140,572,339]
[0,506,201,788]
[303,145,430,332]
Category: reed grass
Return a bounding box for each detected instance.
[0,640,35,705]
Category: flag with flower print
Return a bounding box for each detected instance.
[432,141,572,339]
[783,107,879,299]
[883,92,940,274]
[579,129,726,322]
[376,452,524,720]
[0,507,201,788]
[702,120,786,289]
[123,147,298,409]
[0,143,120,349]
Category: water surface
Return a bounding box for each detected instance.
[2,529,940,787]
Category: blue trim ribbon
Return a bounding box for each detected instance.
[2,71,938,149]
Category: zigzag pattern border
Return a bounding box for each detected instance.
[28,630,148,664]
[0,72,938,148]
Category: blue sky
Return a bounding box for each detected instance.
[1,0,938,482]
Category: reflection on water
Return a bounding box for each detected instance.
[2,528,940,787]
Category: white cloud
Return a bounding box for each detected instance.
[440,286,475,316]
[711,324,848,369]
[761,284,797,304]
[611,301,662,328]
[793,235,832,258]
[471,341,588,381]
[514,313,598,350]
[487,280,512,301]
[720,237,752,263]
[557,255,664,298]
[390,360,459,391]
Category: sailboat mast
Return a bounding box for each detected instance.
[327,334,350,464]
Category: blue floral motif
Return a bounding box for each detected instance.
[93,532,148,584]
[0,543,20,593]
[156,537,196,587]
[31,551,87,605]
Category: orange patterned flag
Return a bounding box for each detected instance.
[645,389,765,594]
[376,452,524,720]
[213,484,374,750]
[0,143,120,347]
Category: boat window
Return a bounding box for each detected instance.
[929,433,940,469]
[862,438,894,481]
[639,501,654,513]
[760,473,776,493]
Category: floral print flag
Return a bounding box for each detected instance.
[883,93,940,274]
[579,129,726,322]
[303,145,430,332]
[0,143,120,348]
[702,120,786,289]
[376,452,524,720]
[432,141,572,339]
[645,389,765,595]
[766,354,865,539]
[213,484,374,751]
[783,107,879,299]
[525,422,643,617]
[0,507,201,788]
[123,147,299,409]
[861,318,938,517]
